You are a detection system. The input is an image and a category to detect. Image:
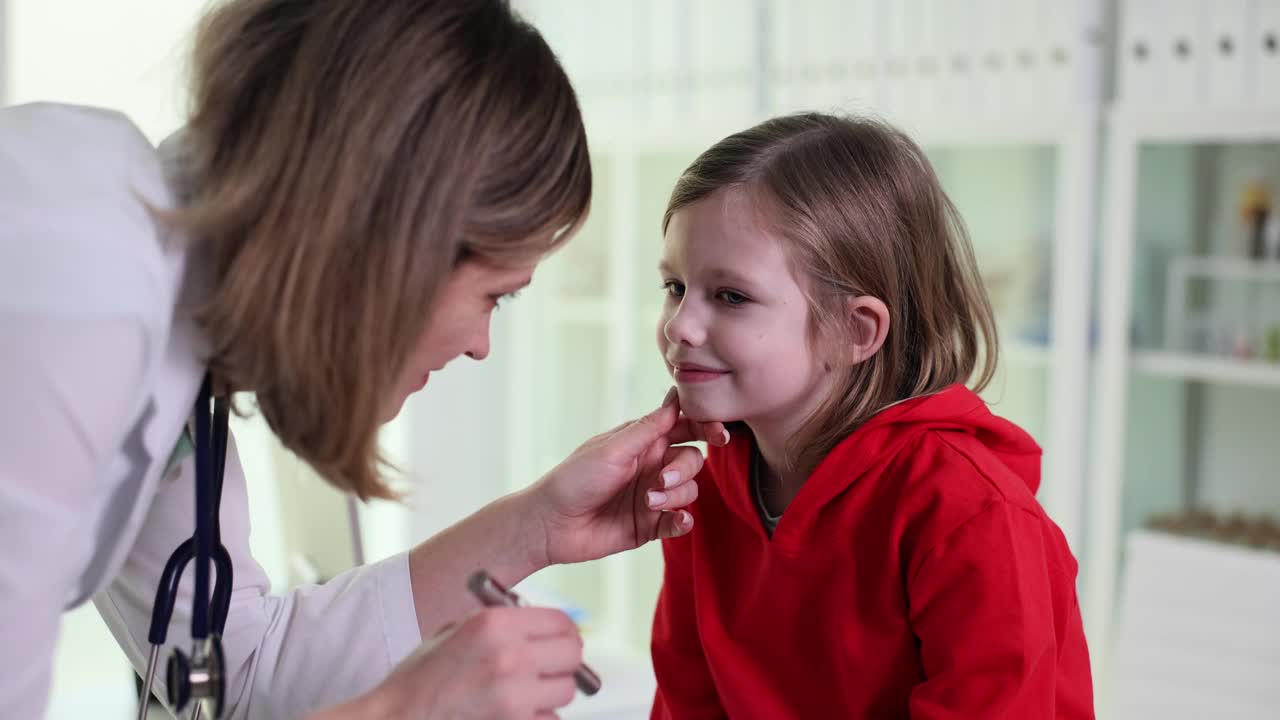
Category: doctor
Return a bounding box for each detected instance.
[0,0,724,718]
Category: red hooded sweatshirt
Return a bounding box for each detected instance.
[651,385,1093,719]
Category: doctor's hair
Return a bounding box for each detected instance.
[663,113,998,473]
[174,0,591,500]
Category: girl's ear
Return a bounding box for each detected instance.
[841,295,890,365]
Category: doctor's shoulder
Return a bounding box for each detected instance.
[0,102,166,194]
[0,102,185,322]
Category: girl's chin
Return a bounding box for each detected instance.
[674,397,739,425]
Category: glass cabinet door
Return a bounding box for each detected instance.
[1096,138,1280,616]
[1088,117,1280,716]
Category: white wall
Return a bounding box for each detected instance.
[5,0,207,141]
[0,0,8,103]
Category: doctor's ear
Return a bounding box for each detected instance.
[834,295,890,366]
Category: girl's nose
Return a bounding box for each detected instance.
[663,301,707,347]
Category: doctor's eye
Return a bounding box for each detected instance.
[491,290,521,310]
[662,280,685,298]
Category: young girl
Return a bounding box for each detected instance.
[649,113,1094,718]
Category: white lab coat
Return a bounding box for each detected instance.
[0,103,423,718]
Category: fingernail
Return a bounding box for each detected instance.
[662,470,680,488]
[647,490,668,509]
[679,511,693,528]
[719,429,731,445]
[662,387,678,407]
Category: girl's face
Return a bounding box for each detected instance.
[657,188,835,431]
[385,255,536,421]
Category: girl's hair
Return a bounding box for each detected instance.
[175,0,591,499]
[663,113,997,472]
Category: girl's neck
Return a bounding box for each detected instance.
[744,368,842,509]
[744,375,836,508]
[747,420,816,513]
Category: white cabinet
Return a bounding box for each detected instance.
[1088,109,1280,714]
[1116,0,1280,111]
[1111,530,1280,719]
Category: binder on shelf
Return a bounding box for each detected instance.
[1001,0,1041,109]
[904,0,943,117]
[1040,0,1082,109]
[766,0,801,113]
[636,0,687,129]
[807,0,855,113]
[1156,0,1206,107]
[1205,0,1253,109]
[842,0,884,114]
[795,0,850,113]
[691,0,756,122]
[1075,0,1108,108]
[974,0,1010,113]
[1119,0,1162,106]
[1250,0,1280,107]
[879,0,912,117]
[938,0,979,113]
[578,0,637,131]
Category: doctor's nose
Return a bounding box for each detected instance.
[466,317,492,360]
[467,338,490,361]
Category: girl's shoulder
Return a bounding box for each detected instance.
[890,427,1053,568]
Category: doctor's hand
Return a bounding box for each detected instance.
[310,607,583,720]
[521,388,728,568]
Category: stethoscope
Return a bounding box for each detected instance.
[137,373,232,720]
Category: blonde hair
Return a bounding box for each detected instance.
[664,113,997,472]
[175,0,591,499]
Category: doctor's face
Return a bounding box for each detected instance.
[384,255,537,421]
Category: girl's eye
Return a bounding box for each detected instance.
[663,280,685,298]
[718,290,748,306]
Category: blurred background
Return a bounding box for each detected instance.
[4,1,1280,718]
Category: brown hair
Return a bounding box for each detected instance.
[175,0,591,499]
[663,113,997,473]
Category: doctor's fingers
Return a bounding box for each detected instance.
[466,606,578,640]
[668,416,730,447]
[481,678,571,720]
[485,657,576,719]
[649,445,704,500]
[526,674,577,718]
[526,632,584,676]
[656,509,696,539]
